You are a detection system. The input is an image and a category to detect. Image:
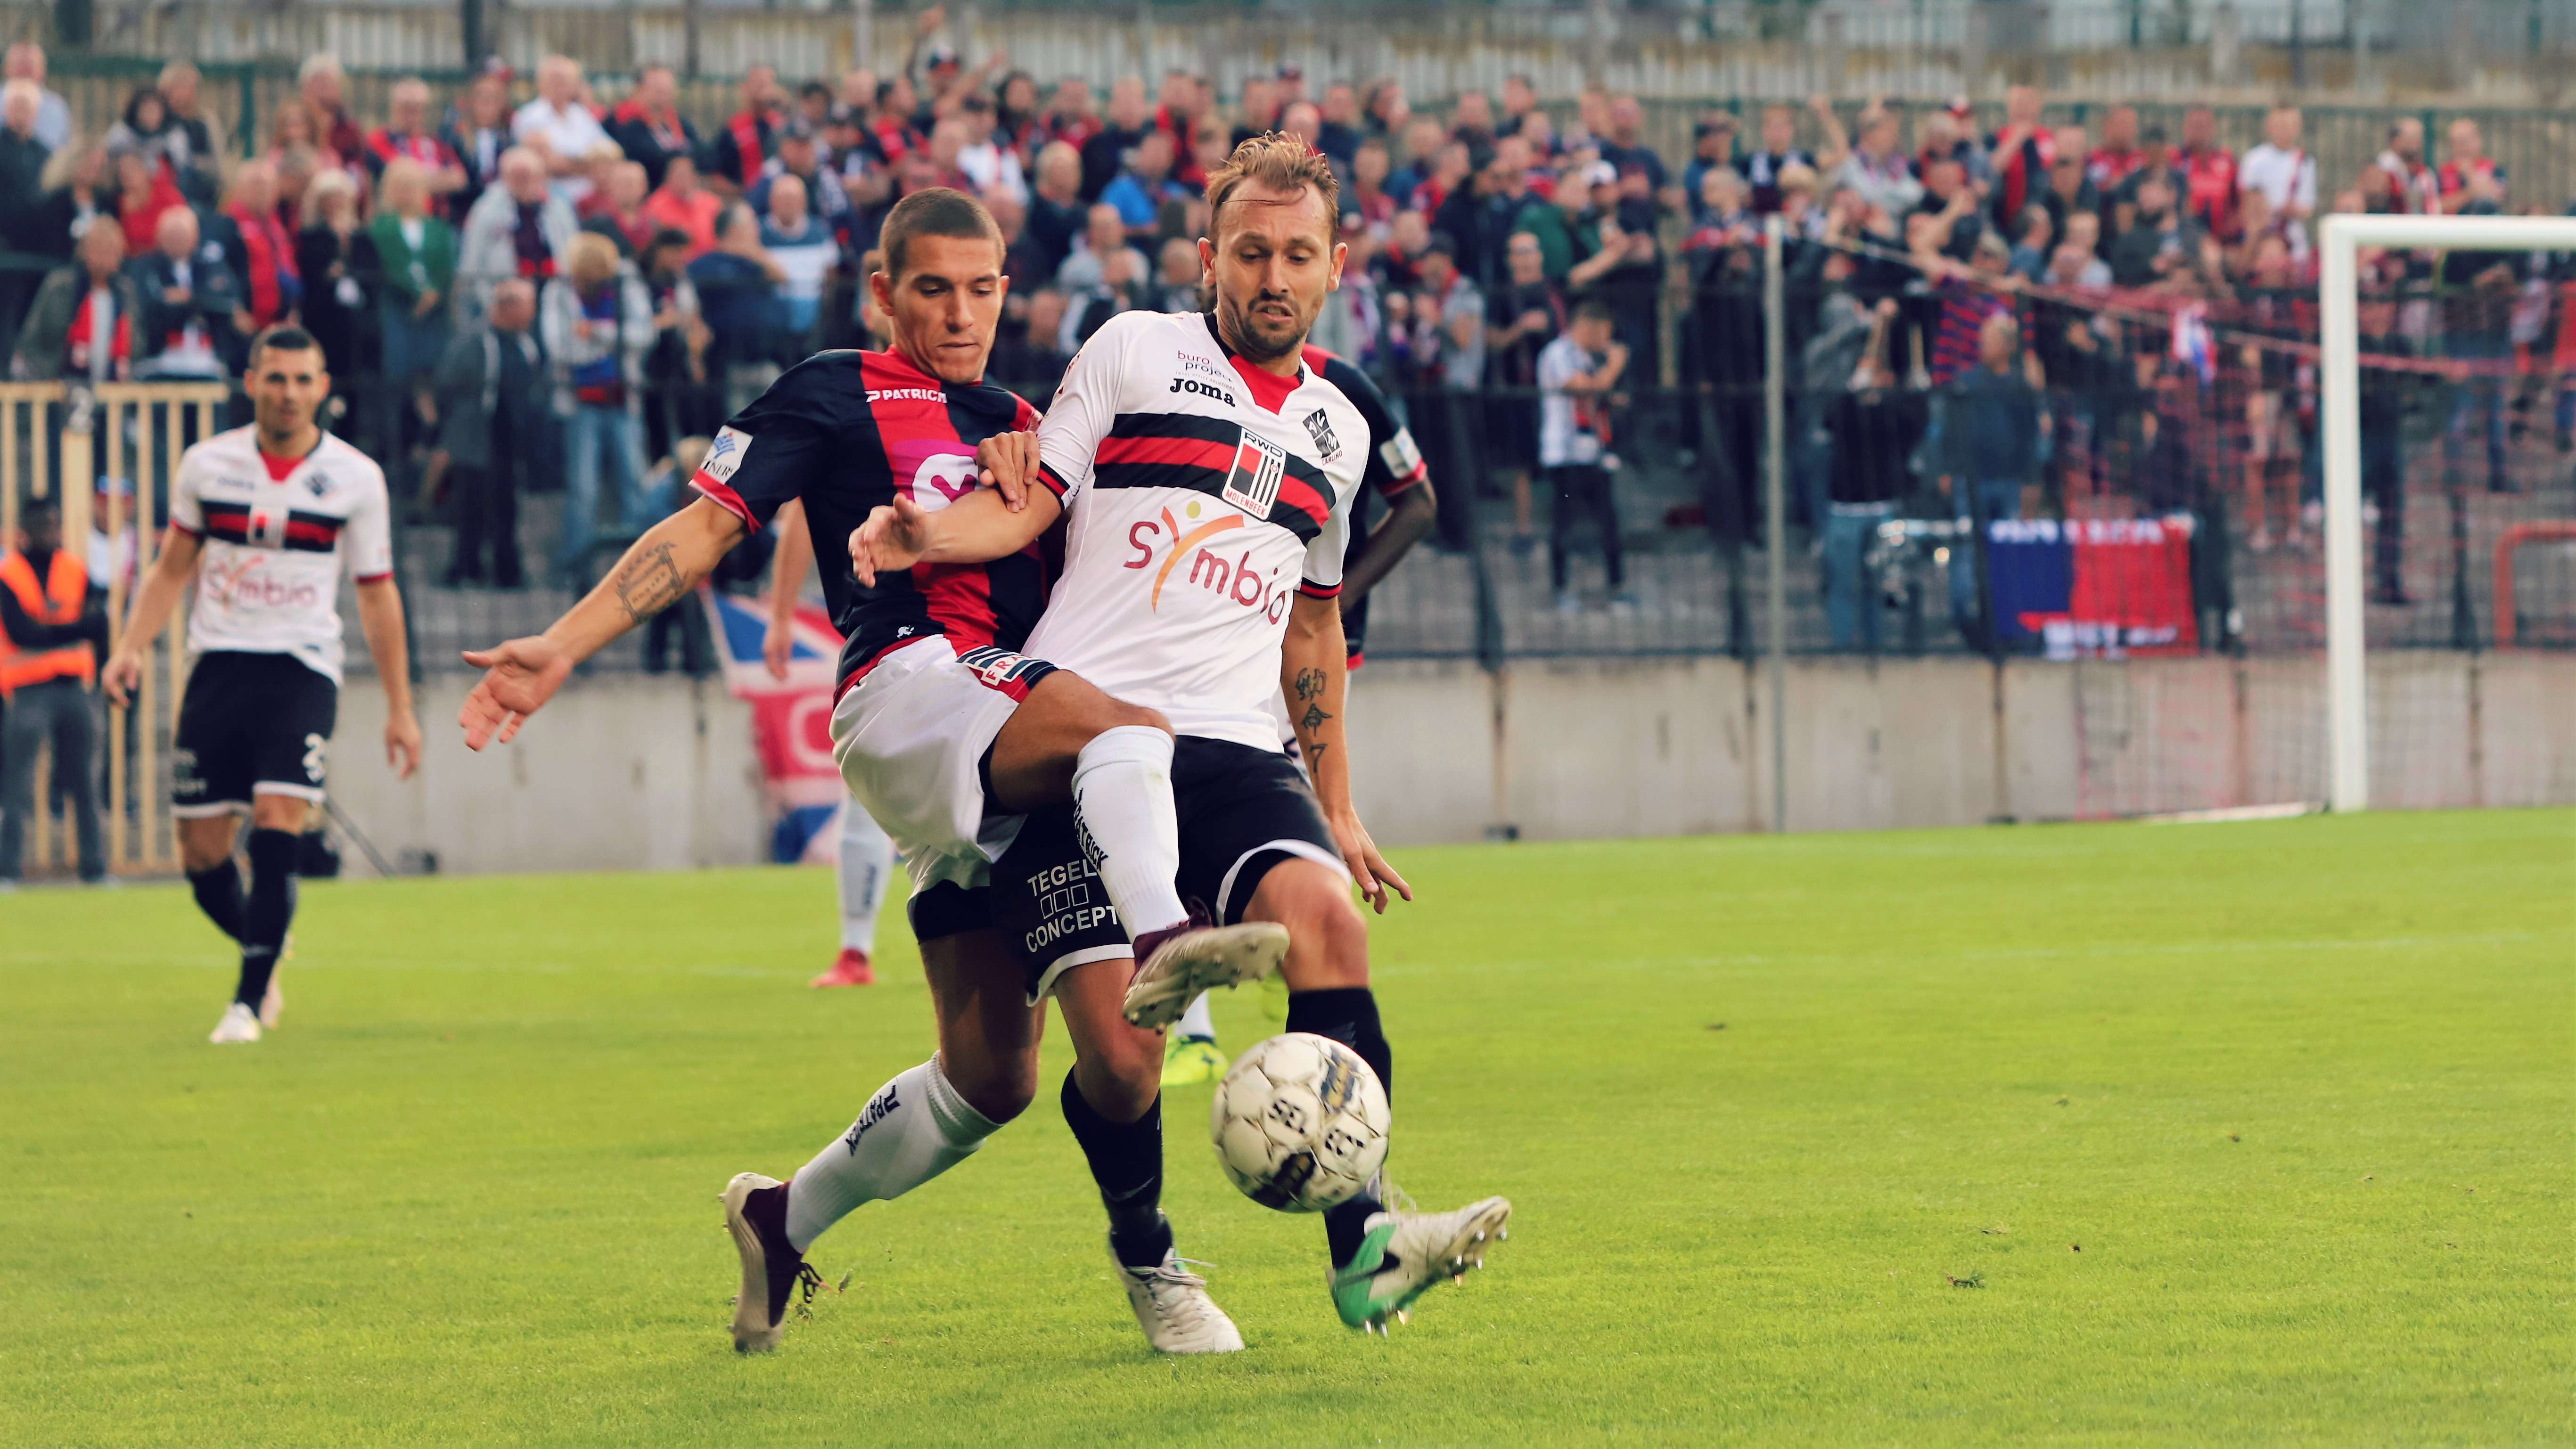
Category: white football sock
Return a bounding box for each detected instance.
[1070,725,1188,936]
[1175,991,1216,1042]
[836,799,894,953]
[785,1056,998,1252]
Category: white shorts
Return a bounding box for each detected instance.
[828,636,1054,896]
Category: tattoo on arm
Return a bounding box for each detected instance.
[1293,667,1326,702]
[612,542,688,624]
[1299,703,1332,732]
[1305,742,1328,770]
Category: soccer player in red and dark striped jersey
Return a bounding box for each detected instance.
[454,189,1282,1356]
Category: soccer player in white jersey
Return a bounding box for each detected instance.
[102,327,423,1044]
[855,135,1511,1334]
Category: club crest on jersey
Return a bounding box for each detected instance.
[305,472,331,498]
[1302,408,1340,461]
[908,451,980,511]
[1221,430,1287,519]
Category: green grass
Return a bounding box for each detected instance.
[3,810,2570,1446]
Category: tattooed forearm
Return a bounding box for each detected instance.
[612,542,688,623]
[1293,667,1326,702]
[1299,703,1332,732]
[1305,742,1328,769]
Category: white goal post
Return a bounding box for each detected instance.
[2317,214,2576,813]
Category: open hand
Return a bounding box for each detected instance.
[848,496,933,587]
[457,635,574,749]
[1328,809,1411,915]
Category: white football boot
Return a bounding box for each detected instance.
[1329,1195,1513,1332]
[208,1002,262,1044]
[720,1172,822,1354]
[1110,1239,1245,1354]
[1120,921,1290,1029]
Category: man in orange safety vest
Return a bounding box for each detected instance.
[0,496,107,884]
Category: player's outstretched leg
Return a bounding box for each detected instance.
[988,675,1289,1020]
[1161,992,1226,1087]
[720,925,1033,1352]
[813,797,893,988]
[1254,861,1512,1333]
[1057,960,1241,1354]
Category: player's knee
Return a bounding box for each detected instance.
[942,1048,1040,1124]
[1083,1039,1162,1121]
[1264,866,1370,989]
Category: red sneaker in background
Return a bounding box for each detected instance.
[810,948,875,988]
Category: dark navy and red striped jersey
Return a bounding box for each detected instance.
[689,347,1044,692]
[1300,344,1429,665]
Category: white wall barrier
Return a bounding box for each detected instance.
[315,651,2574,876]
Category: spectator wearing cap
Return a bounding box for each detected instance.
[444,68,516,221]
[543,231,656,581]
[365,78,468,219]
[1078,78,1148,205]
[515,56,613,205]
[13,220,143,381]
[604,65,700,194]
[2,43,68,152]
[1099,129,1185,242]
[952,96,1028,208]
[748,121,852,231]
[457,146,579,322]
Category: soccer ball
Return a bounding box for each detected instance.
[1209,1032,1390,1212]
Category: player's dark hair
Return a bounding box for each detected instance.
[1573,299,1615,326]
[247,325,324,368]
[878,187,1006,281]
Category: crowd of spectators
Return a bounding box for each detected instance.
[0,19,2557,636]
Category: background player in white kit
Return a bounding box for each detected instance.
[858,136,1510,1334]
[102,327,423,1044]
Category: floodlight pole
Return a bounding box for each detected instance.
[2318,213,2576,814]
[1763,213,1788,834]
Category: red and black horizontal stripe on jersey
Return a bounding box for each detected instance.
[194,499,345,554]
[1083,412,1334,543]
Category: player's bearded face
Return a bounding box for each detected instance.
[878,234,1011,384]
[1202,183,1345,365]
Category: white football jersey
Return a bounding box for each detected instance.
[1024,311,1367,751]
[169,426,393,685]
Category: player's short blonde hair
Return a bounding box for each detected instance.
[1205,132,1339,248]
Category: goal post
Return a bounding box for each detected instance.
[2317,213,2576,813]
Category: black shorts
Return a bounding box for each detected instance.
[172,651,339,818]
[992,736,1345,1001]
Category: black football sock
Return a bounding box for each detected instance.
[188,859,246,942]
[233,828,300,1009]
[1061,1068,1171,1268]
[1288,986,1393,1267]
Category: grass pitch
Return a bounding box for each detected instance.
[3,810,2569,1446]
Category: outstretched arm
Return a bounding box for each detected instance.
[1339,481,1437,605]
[458,498,746,747]
[1282,592,1409,913]
[848,483,1060,586]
